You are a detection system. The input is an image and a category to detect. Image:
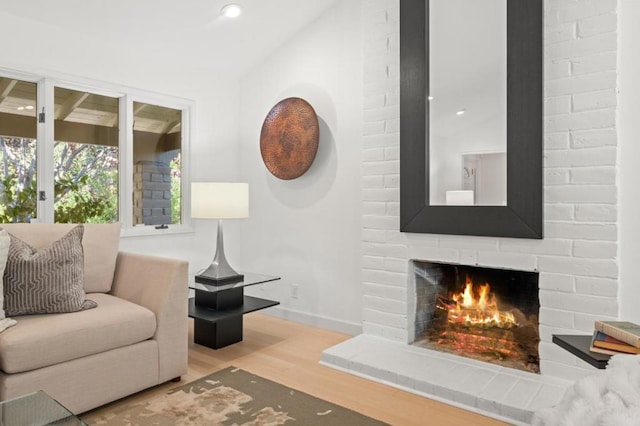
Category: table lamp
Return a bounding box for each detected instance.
[191,182,249,284]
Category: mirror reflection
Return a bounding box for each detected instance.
[429,0,507,206]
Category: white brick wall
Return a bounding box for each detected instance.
[361,0,619,381]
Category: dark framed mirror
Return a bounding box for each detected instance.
[400,0,543,238]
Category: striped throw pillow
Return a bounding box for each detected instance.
[4,225,97,316]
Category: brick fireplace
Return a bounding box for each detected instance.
[322,0,620,423]
[411,261,540,374]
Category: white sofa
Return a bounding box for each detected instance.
[0,223,188,414]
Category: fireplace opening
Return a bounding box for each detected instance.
[412,261,540,373]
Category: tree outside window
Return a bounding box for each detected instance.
[0,136,119,223]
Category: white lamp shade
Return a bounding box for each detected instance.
[191,182,249,219]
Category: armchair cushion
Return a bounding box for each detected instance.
[0,293,156,374]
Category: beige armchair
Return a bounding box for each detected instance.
[0,223,188,414]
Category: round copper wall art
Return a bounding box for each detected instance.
[260,97,320,180]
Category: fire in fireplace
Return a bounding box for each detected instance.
[412,261,540,373]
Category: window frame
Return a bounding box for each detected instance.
[0,66,193,236]
[121,93,193,237]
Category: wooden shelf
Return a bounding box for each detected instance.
[188,296,280,323]
[552,334,611,369]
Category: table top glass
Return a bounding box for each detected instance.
[189,273,280,293]
[0,390,86,425]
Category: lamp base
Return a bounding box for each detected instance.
[195,272,244,286]
[197,219,244,286]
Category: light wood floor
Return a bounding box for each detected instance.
[82,313,508,425]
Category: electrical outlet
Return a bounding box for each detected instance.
[291,283,299,299]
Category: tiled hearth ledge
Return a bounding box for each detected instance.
[321,335,571,425]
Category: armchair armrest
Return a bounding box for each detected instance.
[110,252,188,382]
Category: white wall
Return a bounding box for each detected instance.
[239,0,364,334]
[619,0,640,324]
[0,9,242,276]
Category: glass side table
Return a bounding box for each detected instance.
[0,390,86,425]
[188,273,280,349]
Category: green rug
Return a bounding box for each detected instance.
[88,366,388,425]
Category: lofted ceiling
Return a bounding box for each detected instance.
[0,0,340,75]
[1,1,339,136]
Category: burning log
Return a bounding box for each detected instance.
[422,275,540,374]
[437,330,521,358]
[436,276,518,330]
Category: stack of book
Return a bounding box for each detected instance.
[589,320,640,355]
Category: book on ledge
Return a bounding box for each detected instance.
[594,320,640,348]
[590,330,640,355]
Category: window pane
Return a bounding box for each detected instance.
[54,87,119,223]
[0,78,38,223]
[133,102,182,226]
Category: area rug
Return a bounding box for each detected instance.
[88,366,388,425]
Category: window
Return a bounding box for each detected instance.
[133,102,182,226]
[0,69,191,234]
[0,77,38,223]
[54,87,119,223]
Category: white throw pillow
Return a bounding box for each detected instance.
[0,229,17,333]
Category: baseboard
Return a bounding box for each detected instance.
[263,306,362,336]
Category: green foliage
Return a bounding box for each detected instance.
[170,154,181,224]
[0,136,38,223]
[54,175,115,224]
[1,136,182,225]
[53,142,118,224]
[0,175,37,223]
[1,136,119,224]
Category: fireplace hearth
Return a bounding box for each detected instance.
[412,261,540,373]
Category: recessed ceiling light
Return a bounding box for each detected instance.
[25,105,34,110]
[17,106,25,111]
[220,4,242,18]
[456,109,466,116]
[428,96,434,101]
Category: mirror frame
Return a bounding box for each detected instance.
[400,0,543,239]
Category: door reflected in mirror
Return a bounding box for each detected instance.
[429,0,507,206]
